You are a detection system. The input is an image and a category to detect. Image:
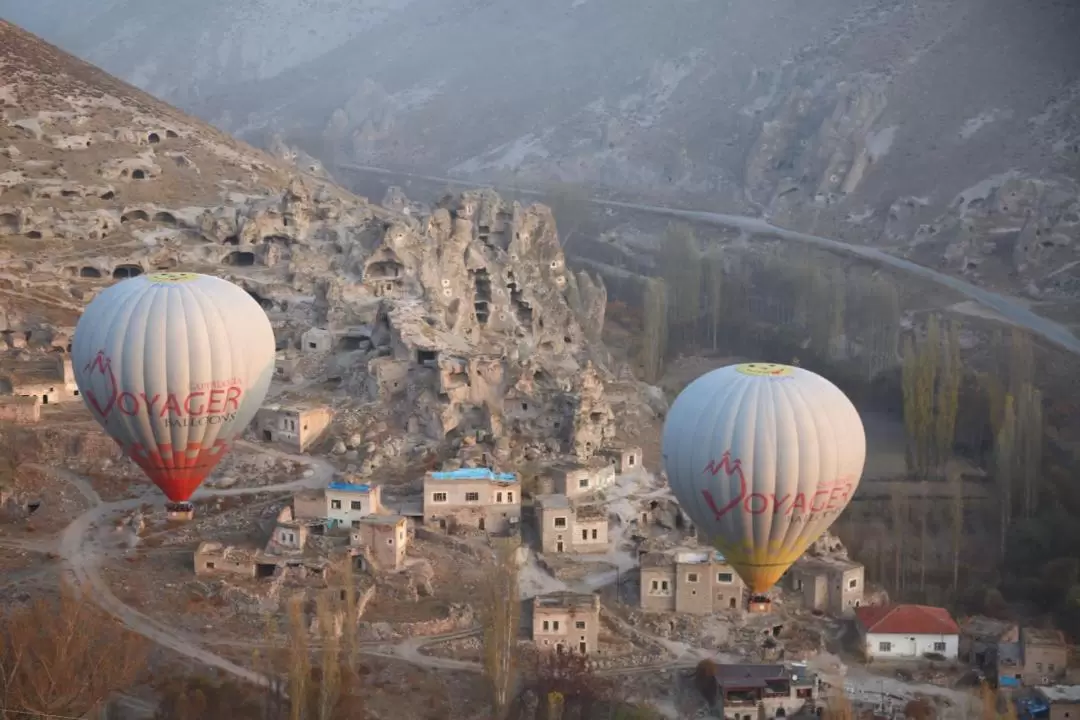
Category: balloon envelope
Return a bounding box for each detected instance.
[72,272,275,503]
[661,362,866,593]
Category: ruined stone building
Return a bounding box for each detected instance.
[787,556,865,616]
[532,591,601,655]
[350,515,407,571]
[639,548,746,614]
[549,459,616,500]
[325,479,383,529]
[0,355,78,406]
[253,402,333,452]
[0,395,41,424]
[599,443,643,475]
[422,467,520,533]
[535,494,610,554]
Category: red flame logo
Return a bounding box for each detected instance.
[83,350,118,418]
[701,451,749,521]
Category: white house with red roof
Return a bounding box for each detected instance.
[855,604,960,660]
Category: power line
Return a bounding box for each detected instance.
[0,707,95,719]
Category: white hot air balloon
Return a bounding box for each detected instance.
[71,272,275,510]
[661,362,866,593]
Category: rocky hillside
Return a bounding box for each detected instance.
[0,20,639,467]
[3,0,1078,301]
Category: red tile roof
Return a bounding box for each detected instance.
[855,604,960,635]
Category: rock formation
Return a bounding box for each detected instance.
[0,21,631,470]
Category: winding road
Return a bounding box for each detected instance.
[336,162,1080,356]
[3,450,699,693]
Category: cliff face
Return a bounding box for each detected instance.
[0,20,630,469]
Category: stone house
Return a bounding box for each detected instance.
[787,556,865,616]
[599,443,643,475]
[325,479,383,529]
[549,459,616,500]
[532,591,601,655]
[301,327,334,353]
[350,515,408,571]
[639,548,746,614]
[0,355,78,405]
[423,467,521,533]
[253,403,333,452]
[1008,628,1070,686]
[1034,686,1080,720]
[535,494,609,554]
[707,663,820,720]
[292,488,327,520]
[0,395,41,423]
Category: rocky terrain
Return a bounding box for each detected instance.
[3,0,1079,302]
[0,19,645,468]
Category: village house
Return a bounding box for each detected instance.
[639,548,746,614]
[535,494,610,554]
[1033,686,1080,720]
[0,355,78,406]
[350,514,408,571]
[787,555,865,616]
[599,443,643,475]
[532,591,601,655]
[193,542,259,578]
[997,627,1070,688]
[422,467,521,533]
[549,459,616,500]
[301,327,334,353]
[705,663,820,720]
[292,488,327,521]
[856,604,960,661]
[253,403,333,452]
[325,479,383,529]
[959,616,1016,668]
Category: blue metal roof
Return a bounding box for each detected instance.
[429,467,517,483]
[327,481,372,493]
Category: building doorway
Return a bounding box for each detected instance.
[263,430,273,441]
[579,642,587,654]
[479,518,485,531]
[556,541,564,552]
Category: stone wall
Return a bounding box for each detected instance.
[0,397,40,424]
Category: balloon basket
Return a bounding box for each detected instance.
[747,595,772,614]
[165,502,194,521]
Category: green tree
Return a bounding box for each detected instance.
[658,222,703,350]
[639,277,669,384]
[483,537,521,719]
[703,253,724,351]
[545,182,592,251]
[995,395,1018,558]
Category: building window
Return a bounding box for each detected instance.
[507,492,514,503]
[1049,664,1056,672]
[879,642,892,652]
[350,500,362,511]
[717,572,733,583]
[206,561,215,569]
[848,578,858,589]
[591,528,598,540]
[552,621,560,631]
[554,517,567,528]
[432,492,448,503]
[687,573,699,583]
[578,478,589,488]
[933,642,947,652]
[628,455,636,466]
[581,529,588,541]
[465,492,480,502]
[497,492,503,502]
[351,520,361,529]
[576,621,586,629]
[1036,662,1043,672]
[387,538,393,545]
[543,620,550,631]
[331,499,342,510]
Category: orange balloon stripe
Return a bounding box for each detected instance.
[128,440,231,502]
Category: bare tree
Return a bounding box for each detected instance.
[484,537,521,719]
[520,646,613,720]
[0,583,149,719]
[639,277,668,384]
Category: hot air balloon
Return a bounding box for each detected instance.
[661,362,866,595]
[71,272,275,514]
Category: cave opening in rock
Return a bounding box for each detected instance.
[147,132,160,144]
[113,264,143,279]
[471,268,492,300]
[79,266,102,278]
[25,230,41,239]
[121,209,149,223]
[1,213,18,230]
[224,251,255,267]
[246,289,273,309]
[153,211,177,225]
[474,300,490,325]
[131,169,146,180]
[99,190,115,200]
[165,129,178,139]
[223,235,239,245]
[416,349,438,367]
[366,259,404,279]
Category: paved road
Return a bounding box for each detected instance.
[336,162,1080,356]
